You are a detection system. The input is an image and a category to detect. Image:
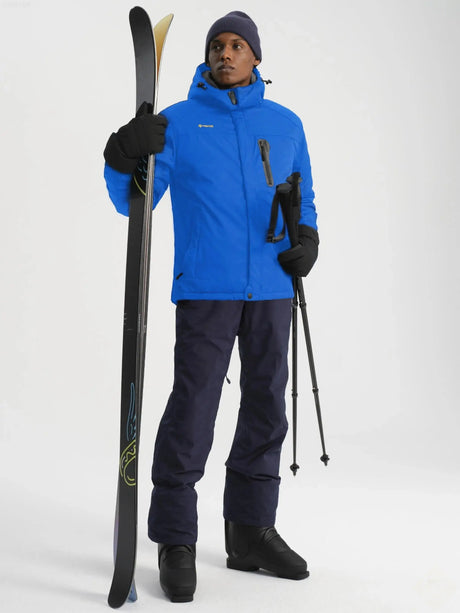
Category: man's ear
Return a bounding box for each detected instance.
[254,59,261,66]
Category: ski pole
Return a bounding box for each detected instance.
[296,277,329,466]
[275,174,330,468]
[290,277,299,476]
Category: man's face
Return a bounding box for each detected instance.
[208,31,260,89]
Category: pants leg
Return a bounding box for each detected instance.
[148,300,242,544]
[224,299,292,526]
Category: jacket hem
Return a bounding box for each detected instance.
[171,289,294,305]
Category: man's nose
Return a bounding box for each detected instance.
[219,44,232,60]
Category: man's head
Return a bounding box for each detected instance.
[205,11,261,63]
[205,11,261,89]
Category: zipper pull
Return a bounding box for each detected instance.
[228,90,237,105]
[258,139,274,187]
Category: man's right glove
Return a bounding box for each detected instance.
[278,225,319,277]
[104,103,167,174]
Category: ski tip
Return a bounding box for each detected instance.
[153,13,174,39]
[129,6,153,36]
[154,13,174,75]
[129,6,146,17]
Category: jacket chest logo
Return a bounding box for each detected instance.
[198,124,214,128]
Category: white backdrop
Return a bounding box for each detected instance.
[1,1,459,612]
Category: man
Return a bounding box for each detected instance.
[104,11,319,603]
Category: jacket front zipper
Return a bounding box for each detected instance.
[258,139,274,187]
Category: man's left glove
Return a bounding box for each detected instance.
[278,225,319,277]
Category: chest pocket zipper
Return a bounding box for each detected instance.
[258,139,274,187]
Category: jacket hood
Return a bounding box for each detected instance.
[187,63,265,110]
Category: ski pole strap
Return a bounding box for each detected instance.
[266,187,287,243]
[280,172,302,246]
[266,173,302,245]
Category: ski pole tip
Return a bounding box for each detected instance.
[290,462,299,476]
[320,454,330,466]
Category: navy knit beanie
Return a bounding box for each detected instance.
[205,11,261,63]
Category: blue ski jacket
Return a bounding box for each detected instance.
[104,64,317,304]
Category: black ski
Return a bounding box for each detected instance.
[108,6,173,609]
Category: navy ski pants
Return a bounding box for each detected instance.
[148,299,291,544]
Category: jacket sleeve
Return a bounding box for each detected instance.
[103,119,175,216]
[293,121,317,231]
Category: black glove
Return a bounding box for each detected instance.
[278,225,319,277]
[104,103,167,174]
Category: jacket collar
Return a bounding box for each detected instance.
[188,63,265,109]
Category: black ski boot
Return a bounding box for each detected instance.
[225,521,309,580]
[158,544,196,602]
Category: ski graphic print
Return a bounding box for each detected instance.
[108,7,173,609]
[119,383,136,488]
